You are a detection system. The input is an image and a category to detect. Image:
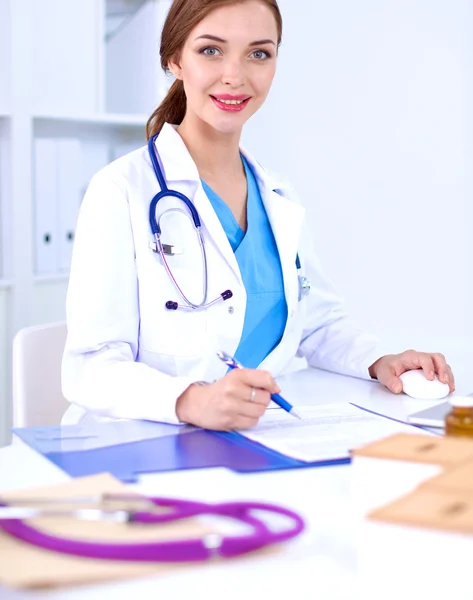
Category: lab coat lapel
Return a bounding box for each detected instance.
[242,152,306,317]
[262,188,305,317]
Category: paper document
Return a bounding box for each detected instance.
[240,403,429,462]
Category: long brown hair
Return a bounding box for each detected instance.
[146,0,283,139]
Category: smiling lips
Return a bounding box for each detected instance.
[210,94,251,112]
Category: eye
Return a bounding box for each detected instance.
[251,49,271,60]
[200,46,221,57]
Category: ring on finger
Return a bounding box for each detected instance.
[249,387,257,402]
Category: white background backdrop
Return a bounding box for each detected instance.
[243,0,473,386]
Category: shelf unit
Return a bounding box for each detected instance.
[33,113,149,127]
[0,0,169,446]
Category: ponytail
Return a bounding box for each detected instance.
[146,79,187,139]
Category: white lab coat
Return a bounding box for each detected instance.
[62,123,387,425]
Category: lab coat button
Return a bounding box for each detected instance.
[228,306,234,314]
[290,309,294,318]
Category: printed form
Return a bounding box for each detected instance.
[239,403,429,462]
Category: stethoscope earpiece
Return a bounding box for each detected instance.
[165,290,234,311]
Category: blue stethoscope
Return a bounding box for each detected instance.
[147,134,310,311]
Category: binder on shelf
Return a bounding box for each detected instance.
[0,139,3,279]
[0,0,10,113]
[0,132,12,279]
[57,139,82,272]
[34,138,59,275]
[12,420,349,483]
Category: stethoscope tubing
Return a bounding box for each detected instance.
[0,497,305,562]
[148,135,231,311]
[154,220,209,309]
[147,134,309,309]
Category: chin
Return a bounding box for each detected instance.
[209,117,249,136]
[200,109,253,136]
[212,121,245,135]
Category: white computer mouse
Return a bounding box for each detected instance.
[399,369,450,400]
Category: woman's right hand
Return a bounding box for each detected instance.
[176,368,280,431]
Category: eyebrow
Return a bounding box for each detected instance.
[195,34,276,46]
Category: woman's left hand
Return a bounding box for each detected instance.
[369,350,455,394]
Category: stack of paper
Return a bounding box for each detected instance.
[239,403,426,462]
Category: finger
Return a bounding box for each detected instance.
[219,379,271,415]
[232,368,280,394]
[430,353,448,383]
[431,354,455,392]
[446,365,455,392]
[377,364,403,394]
[403,352,435,380]
[236,397,269,419]
[222,374,272,407]
[233,415,260,430]
[240,387,271,407]
[388,376,403,394]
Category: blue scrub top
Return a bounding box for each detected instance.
[201,156,288,368]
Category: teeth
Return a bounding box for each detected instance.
[216,98,246,105]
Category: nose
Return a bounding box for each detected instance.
[220,57,246,87]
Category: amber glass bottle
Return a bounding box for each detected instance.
[445,396,473,438]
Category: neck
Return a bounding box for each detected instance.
[177,114,243,180]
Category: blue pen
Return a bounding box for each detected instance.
[216,351,302,419]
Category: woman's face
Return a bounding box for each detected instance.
[169,0,279,135]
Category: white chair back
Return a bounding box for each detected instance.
[12,322,68,427]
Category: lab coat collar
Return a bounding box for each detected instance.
[153,123,201,183]
[154,122,293,197]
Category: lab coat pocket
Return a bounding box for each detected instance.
[138,254,207,357]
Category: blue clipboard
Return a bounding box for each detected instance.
[12,421,349,482]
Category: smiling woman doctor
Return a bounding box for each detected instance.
[62,0,455,430]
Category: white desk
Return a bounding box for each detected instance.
[1,368,472,600]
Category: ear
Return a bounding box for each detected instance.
[168,55,183,81]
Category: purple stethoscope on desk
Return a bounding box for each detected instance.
[147,134,310,312]
[0,494,304,562]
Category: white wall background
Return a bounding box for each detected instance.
[243,0,473,388]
